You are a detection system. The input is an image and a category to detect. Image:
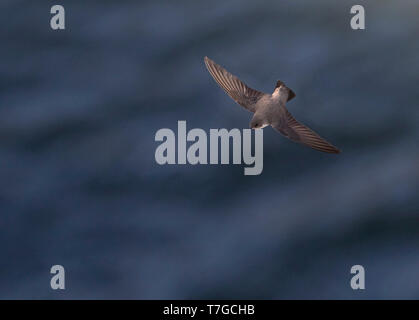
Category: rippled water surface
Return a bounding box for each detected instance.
[0,0,418,299]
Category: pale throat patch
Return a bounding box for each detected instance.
[272,87,281,97]
[272,87,286,102]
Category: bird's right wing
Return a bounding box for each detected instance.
[273,109,341,154]
[204,56,266,113]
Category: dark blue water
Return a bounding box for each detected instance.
[0,0,418,299]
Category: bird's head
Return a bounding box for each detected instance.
[275,80,285,89]
[275,80,289,94]
[275,80,296,101]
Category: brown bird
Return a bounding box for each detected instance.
[204,56,340,154]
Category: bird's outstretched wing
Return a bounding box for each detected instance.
[273,109,340,154]
[204,56,266,113]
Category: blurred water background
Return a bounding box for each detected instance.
[0,0,418,299]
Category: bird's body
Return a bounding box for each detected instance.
[204,56,340,154]
[253,87,287,128]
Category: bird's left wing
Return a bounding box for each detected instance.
[204,56,266,113]
[273,109,341,154]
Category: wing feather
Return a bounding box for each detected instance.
[204,56,265,113]
[273,109,340,154]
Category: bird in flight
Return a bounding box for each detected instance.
[204,56,340,154]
